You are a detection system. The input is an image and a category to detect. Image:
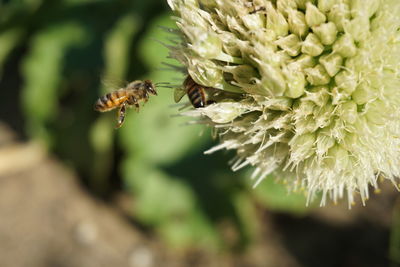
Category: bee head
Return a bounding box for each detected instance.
[144,80,157,95]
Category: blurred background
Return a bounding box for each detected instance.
[0,0,399,266]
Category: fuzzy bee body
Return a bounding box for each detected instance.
[94,80,157,128]
[183,75,215,108]
[174,75,245,109]
[94,89,130,112]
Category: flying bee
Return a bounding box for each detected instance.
[94,80,158,128]
[174,75,245,108]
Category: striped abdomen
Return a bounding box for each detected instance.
[94,89,129,112]
[184,76,207,108]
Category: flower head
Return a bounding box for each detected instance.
[167,0,400,205]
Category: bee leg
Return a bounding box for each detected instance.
[127,96,140,112]
[249,6,265,14]
[132,97,140,112]
[116,103,126,128]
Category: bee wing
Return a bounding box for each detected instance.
[126,80,145,89]
[100,77,125,92]
[174,88,186,103]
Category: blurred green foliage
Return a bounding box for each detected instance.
[390,199,400,264]
[0,0,310,252]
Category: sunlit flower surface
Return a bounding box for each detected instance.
[167,0,400,205]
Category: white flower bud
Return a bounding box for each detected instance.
[305,2,326,27]
[276,34,301,57]
[351,82,376,105]
[190,30,222,59]
[312,22,337,45]
[283,66,306,98]
[340,101,358,124]
[325,145,349,171]
[291,54,316,70]
[288,9,308,37]
[366,100,387,125]
[197,102,249,123]
[242,13,265,31]
[346,17,370,42]
[317,0,335,13]
[316,134,335,157]
[327,2,350,31]
[350,0,380,18]
[335,70,357,94]
[277,0,298,17]
[295,0,316,10]
[187,58,223,87]
[289,133,316,162]
[304,86,330,107]
[266,2,289,37]
[319,52,343,77]
[302,33,324,56]
[333,33,357,58]
[304,64,331,85]
[256,59,287,96]
[227,64,258,85]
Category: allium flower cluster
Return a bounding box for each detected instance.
[167,0,400,205]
